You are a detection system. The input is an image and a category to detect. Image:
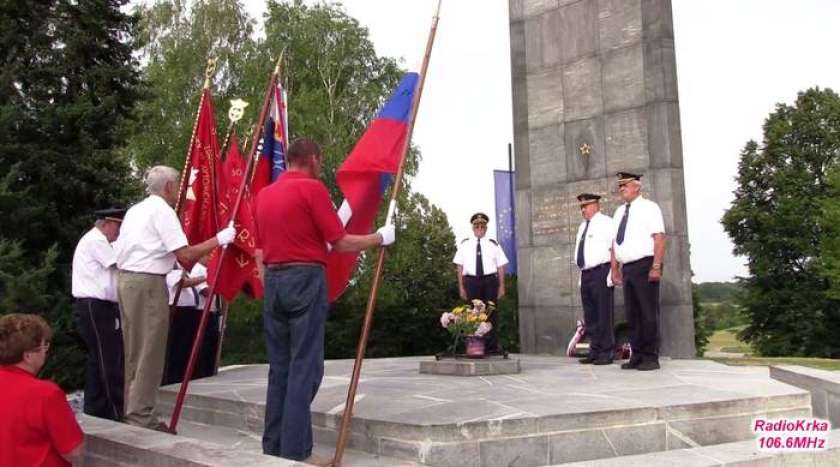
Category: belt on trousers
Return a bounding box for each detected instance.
[582,262,610,273]
[465,273,497,278]
[118,270,167,277]
[265,262,324,270]
[622,256,653,267]
[75,297,117,305]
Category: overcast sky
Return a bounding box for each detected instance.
[243,0,840,283]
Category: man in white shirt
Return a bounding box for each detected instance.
[610,172,666,371]
[453,212,509,353]
[114,165,236,430]
[72,207,126,421]
[573,194,615,365]
[162,257,220,385]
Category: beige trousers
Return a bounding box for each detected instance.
[117,271,170,428]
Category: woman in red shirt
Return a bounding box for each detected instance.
[0,313,84,466]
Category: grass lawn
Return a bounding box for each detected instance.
[706,326,751,354]
[704,327,840,371]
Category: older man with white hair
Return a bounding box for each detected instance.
[114,165,236,430]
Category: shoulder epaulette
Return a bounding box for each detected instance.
[489,239,499,246]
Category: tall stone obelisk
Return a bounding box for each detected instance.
[509,0,696,357]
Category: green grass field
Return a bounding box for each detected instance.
[704,327,840,371]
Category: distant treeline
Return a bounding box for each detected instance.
[694,282,746,331]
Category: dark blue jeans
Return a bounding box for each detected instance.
[262,265,327,460]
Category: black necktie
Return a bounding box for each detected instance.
[616,203,630,245]
[576,220,590,269]
[476,239,484,276]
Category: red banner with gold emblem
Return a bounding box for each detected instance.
[181,88,221,246]
[208,133,263,300]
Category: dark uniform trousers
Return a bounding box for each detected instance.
[74,298,124,420]
[622,256,660,363]
[581,263,614,360]
[463,273,500,352]
[162,306,221,385]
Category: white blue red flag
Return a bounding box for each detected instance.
[325,72,419,302]
[252,81,288,195]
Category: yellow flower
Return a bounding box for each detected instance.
[467,315,477,322]
[478,313,487,321]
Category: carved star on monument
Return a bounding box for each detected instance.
[579,143,592,157]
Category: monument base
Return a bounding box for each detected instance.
[419,357,521,376]
[146,356,831,466]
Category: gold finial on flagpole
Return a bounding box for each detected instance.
[203,57,218,89]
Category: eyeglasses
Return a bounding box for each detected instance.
[28,341,50,354]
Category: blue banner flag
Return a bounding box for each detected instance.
[493,170,517,274]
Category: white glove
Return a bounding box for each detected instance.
[377,224,395,246]
[216,221,236,246]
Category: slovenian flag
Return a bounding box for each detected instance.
[325,72,419,302]
[251,80,288,195]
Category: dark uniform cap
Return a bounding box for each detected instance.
[470,212,489,225]
[616,171,642,186]
[94,208,126,222]
[577,193,601,205]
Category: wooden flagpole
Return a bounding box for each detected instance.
[168,57,282,433]
[331,2,442,464]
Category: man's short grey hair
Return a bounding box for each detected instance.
[144,165,179,196]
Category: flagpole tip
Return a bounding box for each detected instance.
[204,57,218,89]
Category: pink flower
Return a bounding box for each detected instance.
[474,321,492,337]
[440,312,455,328]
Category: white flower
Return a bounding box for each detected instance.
[440,312,454,328]
[475,321,492,337]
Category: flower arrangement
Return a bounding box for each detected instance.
[440,299,495,338]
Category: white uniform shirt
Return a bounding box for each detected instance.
[115,195,188,274]
[611,196,665,264]
[166,268,199,307]
[192,263,218,312]
[72,227,119,301]
[574,211,613,270]
[453,236,509,276]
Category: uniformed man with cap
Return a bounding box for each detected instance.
[610,172,666,371]
[574,194,615,365]
[71,207,126,420]
[453,212,509,353]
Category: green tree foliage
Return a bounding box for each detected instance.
[1,0,142,388]
[692,284,710,357]
[130,0,257,170]
[819,167,840,301]
[722,88,840,357]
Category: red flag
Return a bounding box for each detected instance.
[325,73,418,302]
[208,133,264,301]
[181,88,221,246]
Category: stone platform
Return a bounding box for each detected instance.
[419,356,521,376]
[147,356,822,466]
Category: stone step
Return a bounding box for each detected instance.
[77,414,421,467]
[157,357,814,466]
[556,428,840,466]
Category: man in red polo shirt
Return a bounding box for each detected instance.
[254,138,395,465]
[0,314,84,467]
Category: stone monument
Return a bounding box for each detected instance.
[509,0,695,357]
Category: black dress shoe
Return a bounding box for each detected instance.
[620,359,641,370]
[578,357,595,364]
[636,360,660,371]
[593,358,613,365]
